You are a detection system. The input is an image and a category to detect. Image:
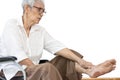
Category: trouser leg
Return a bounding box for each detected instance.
[25,63,62,80]
[50,49,83,80]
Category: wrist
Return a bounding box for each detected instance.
[77,58,83,64]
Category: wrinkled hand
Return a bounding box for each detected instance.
[78,59,94,69]
[25,64,36,77]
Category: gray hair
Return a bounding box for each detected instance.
[22,0,44,9]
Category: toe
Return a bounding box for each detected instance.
[108,59,116,65]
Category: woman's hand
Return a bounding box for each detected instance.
[78,59,94,69]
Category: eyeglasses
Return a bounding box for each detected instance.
[33,6,46,14]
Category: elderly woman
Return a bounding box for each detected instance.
[1,0,116,80]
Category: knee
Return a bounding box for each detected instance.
[41,62,56,71]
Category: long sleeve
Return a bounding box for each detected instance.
[43,28,66,54]
[2,19,28,62]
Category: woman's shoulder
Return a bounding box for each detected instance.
[3,18,18,32]
[5,18,18,25]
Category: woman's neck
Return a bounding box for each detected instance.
[22,15,32,37]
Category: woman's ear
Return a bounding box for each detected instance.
[24,4,31,13]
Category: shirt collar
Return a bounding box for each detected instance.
[17,16,42,32]
[17,16,24,27]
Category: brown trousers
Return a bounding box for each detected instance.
[25,49,83,80]
[7,49,83,80]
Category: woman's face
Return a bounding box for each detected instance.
[27,1,45,24]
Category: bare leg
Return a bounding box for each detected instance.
[75,62,90,74]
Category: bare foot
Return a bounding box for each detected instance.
[88,59,116,78]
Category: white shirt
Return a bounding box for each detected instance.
[1,18,66,64]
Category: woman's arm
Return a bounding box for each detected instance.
[19,58,35,67]
[55,48,93,69]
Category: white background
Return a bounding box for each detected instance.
[0,0,119,78]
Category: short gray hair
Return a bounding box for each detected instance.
[22,0,44,9]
